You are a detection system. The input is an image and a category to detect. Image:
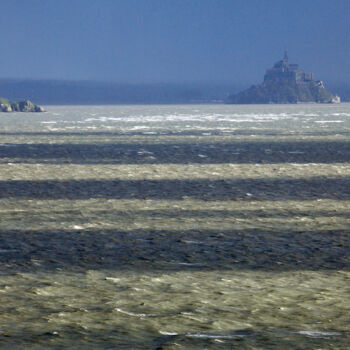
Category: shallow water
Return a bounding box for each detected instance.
[0,104,349,349]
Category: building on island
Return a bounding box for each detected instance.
[263,51,315,84]
[227,52,340,104]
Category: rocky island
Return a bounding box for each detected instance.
[227,52,340,104]
[0,97,45,112]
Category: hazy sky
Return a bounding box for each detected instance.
[0,0,349,84]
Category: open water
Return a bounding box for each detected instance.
[0,104,349,349]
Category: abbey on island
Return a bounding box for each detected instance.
[227,52,340,104]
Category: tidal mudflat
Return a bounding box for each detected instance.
[0,104,349,349]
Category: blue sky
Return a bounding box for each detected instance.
[0,0,349,84]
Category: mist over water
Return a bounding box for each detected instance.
[0,104,349,349]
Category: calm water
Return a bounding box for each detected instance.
[0,104,349,349]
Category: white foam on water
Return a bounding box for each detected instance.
[131,125,159,130]
[314,120,344,123]
[183,240,206,245]
[84,117,123,122]
[114,308,156,318]
[159,331,178,336]
[0,249,18,253]
[331,113,350,116]
[297,331,341,338]
[169,262,206,266]
[78,112,308,125]
[226,119,272,123]
[186,333,246,339]
[105,277,120,282]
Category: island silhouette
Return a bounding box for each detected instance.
[227,52,340,104]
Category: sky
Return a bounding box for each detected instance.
[0,0,349,84]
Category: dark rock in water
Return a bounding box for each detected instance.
[0,97,45,112]
[17,99,45,112]
[227,52,340,104]
[0,103,12,112]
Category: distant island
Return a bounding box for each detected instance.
[227,52,340,104]
[0,97,44,112]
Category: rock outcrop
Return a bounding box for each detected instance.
[227,52,340,104]
[0,97,45,112]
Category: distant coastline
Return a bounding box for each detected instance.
[0,79,348,105]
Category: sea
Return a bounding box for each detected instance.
[0,104,349,349]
